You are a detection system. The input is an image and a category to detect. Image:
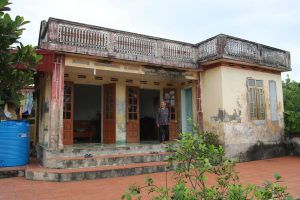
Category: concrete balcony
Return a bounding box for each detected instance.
[39,18,291,72]
[197,34,291,71]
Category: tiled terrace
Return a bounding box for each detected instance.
[0,156,299,200]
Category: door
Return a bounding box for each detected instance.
[126,86,140,143]
[163,88,178,140]
[63,82,74,145]
[103,83,116,144]
[185,88,193,132]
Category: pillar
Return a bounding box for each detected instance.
[49,54,64,150]
[195,72,204,132]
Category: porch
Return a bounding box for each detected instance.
[36,54,198,150]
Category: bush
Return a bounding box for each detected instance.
[122,132,298,200]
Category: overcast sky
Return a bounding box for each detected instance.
[10,0,300,81]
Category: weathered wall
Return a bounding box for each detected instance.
[38,73,52,145]
[201,67,225,142]
[116,83,126,144]
[201,66,284,160]
[221,66,284,159]
[202,65,285,160]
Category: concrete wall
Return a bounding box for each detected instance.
[116,83,126,144]
[38,73,52,146]
[201,67,225,142]
[201,65,285,160]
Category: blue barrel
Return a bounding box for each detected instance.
[0,120,30,167]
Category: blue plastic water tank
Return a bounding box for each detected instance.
[0,120,30,167]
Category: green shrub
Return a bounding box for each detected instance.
[122,132,298,200]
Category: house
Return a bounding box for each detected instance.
[31,18,291,181]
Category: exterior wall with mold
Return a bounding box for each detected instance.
[201,67,225,142]
[220,66,284,159]
[116,83,126,144]
[38,73,52,145]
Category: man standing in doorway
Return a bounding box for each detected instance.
[156,101,169,143]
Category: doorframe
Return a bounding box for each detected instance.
[101,84,103,143]
[139,88,160,142]
[72,83,103,143]
[181,87,193,133]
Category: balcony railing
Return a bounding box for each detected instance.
[198,35,291,71]
[39,18,291,71]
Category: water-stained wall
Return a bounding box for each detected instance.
[116,83,126,144]
[38,73,52,146]
[202,65,284,160]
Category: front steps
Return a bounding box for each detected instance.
[46,152,171,169]
[26,143,172,181]
[26,161,169,182]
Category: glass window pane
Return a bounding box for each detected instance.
[133,113,137,120]
[170,99,175,106]
[171,106,175,113]
[164,93,170,100]
[171,114,175,120]
[247,79,255,86]
[169,90,175,95]
[256,80,263,87]
[129,105,132,112]
[66,112,71,119]
[133,106,137,112]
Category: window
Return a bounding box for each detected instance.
[247,78,265,120]
[269,80,278,121]
[163,89,177,121]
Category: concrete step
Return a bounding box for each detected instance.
[0,166,26,178]
[45,152,171,169]
[25,161,170,182]
[40,143,168,159]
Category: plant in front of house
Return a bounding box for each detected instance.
[122,131,297,200]
[0,0,42,110]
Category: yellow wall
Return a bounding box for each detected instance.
[116,83,126,144]
[221,66,284,157]
[201,65,284,158]
[201,67,224,141]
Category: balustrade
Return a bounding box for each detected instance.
[40,18,290,71]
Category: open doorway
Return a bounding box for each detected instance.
[140,89,160,142]
[73,84,101,143]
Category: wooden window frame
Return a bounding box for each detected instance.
[247,78,265,120]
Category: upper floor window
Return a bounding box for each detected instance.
[247,78,265,120]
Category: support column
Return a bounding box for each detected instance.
[195,72,204,132]
[49,55,64,150]
[115,83,126,144]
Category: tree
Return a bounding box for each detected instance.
[282,76,300,135]
[0,0,42,107]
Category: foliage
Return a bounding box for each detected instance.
[0,0,42,105]
[122,132,298,200]
[282,76,300,135]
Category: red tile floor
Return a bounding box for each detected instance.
[0,156,299,200]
